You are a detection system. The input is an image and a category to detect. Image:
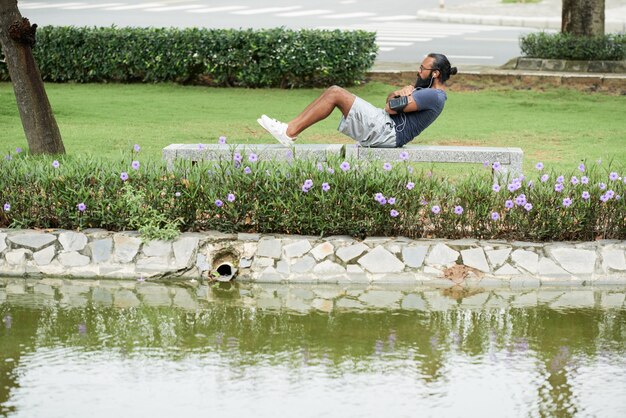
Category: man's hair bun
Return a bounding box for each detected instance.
[450,67,458,76]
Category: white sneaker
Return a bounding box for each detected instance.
[257,114,295,147]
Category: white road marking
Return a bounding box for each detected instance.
[20,2,84,9]
[377,36,432,42]
[105,3,164,11]
[378,47,396,52]
[277,9,332,17]
[187,6,247,13]
[464,37,519,42]
[232,6,302,15]
[367,15,417,22]
[145,5,205,12]
[62,3,125,10]
[376,41,413,46]
[321,12,376,19]
[447,55,494,60]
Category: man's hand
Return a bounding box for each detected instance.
[386,85,415,103]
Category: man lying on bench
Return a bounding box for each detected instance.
[257,53,457,148]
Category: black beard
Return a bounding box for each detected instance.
[414,75,434,89]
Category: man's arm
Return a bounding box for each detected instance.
[385,85,419,115]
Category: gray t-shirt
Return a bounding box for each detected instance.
[391,88,447,147]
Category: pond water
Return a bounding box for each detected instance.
[1,278,626,418]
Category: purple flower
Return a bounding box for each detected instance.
[233,152,242,163]
[507,183,517,192]
[600,193,610,203]
[491,211,500,221]
[609,172,619,181]
[383,162,392,171]
[431,205,441,215]
[524,203,533,212]
[454,205,464,215]
[215,199,223,207]
[303,179,313,189]
[227,193,236,202]
[556,175,564,184]
[578,163,585,172]
[527,181,534,188]
[515,194,527,206]
[15,147,22,153]
[535,162,544,170]
[248,153,258,163]
[599,183,606,190]
[555,183,564,192]
[407,166,414,174]
[606,190,615,199]
[388,197,396,205]
[3,203,10,212]
[581,176,589,184]
[317,162,323,171]
[571,176,579,185]
[406,182,415,190]
[77,202,86,212]
[420,198,428,205]
[540,174,549,183]
[120,172,129,181]
[302,185,311,193]
[340,161,350,172]
[399,151,409,161]
[322,182,330,192]
[378,197,387,205]
[492,162,501,171]
[492,184,501,193]
[483,161,489,168]
[562,197,572,208]
[505,200,514,209]
[327,167,335,174]
[375,193,384,202]
[131,160,140,170]
[244,166,251,175]
[52,160,60,168]
[218,136,227,145]
[582,191,590,200]
[390,209,399,217]
[133,144,141,152]
[175,192,181,197]
[198,143,206,150]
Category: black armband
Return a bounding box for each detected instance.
[389,95,408,113]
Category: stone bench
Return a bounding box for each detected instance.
[163,143,344,170]
[346,144,523,178]
[163,143,523,178]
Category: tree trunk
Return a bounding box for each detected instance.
[0,0,64,154]
[562,0,605,36]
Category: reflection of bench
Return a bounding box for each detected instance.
[346,144,524,178]
[163,144,343,170]
[163,143,523,178]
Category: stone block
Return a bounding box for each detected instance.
[257,237,282,259]
[0,233,7,252]
[486,248,511,269]
[173,236,199,268]
[313,260,346,274]
[283,239,312,259]
[541,59,566,71]
[8,232,56,251]
[113,234,142,263]
[136,257,171,275]
[358,246,404,273]
[537,257,571,279]
[336,243,369,263]
[89,238,113,264]
[276,260,290,274]
[426,243,460,267]
[511,249,539,274]
[33,245,56,266]
[494,263,521,276]
[602,249,626,272]
[143,240,172,257]
[6,249,30,265]
[258,266,284,283]
[251,257,274,271]
[461,248,490,272]
[310,242,334,261]
[563,60,589,72]
[291,255,316,273]
[547,248,596,275]
[402,245,428,268]
[515,58,543,71]
[58,231,88,252]
[58,251,90,267]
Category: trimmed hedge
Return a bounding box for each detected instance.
[0,26,378,87]
[520,32,626,61]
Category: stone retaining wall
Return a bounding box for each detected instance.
[1,229,625,285]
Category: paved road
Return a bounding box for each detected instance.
[19,0,540,66]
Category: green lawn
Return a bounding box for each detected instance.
[1,82,624,173]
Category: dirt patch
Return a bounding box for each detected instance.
[443,264,484,284]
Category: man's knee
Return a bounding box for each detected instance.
[325,85,348,98]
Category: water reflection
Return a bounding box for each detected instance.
[1,279,626,417]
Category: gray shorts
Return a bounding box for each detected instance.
[338,96,398,148]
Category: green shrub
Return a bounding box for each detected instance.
[0,26,378,87]
[0,149,624,241]
[520,32,626,61]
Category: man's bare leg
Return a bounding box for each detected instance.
[285,86,356,138]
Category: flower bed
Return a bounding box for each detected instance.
[0,144,624,241]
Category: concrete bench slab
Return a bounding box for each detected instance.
[346,144,523,178]
[163,144,344,170]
